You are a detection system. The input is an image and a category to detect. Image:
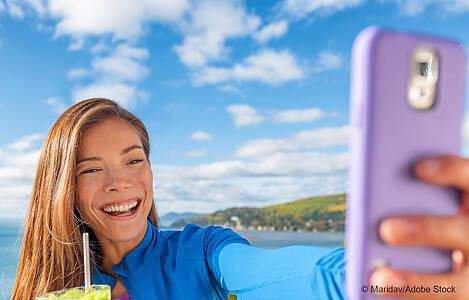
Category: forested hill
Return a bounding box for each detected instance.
[171,193,346,232]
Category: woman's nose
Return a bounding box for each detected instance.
[104,168,133,192]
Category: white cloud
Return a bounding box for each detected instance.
[71,44,150,108]
[155,177,264,213]
[67,68,88,79]
[253,20,288,43]
[185,149,208,158]
[0,185,33,218]
[196,152,348,178]
[191,131,213,141]
[193,49,304,86]
[383,0,469,15]
[446,0,469,11]
[6,134,43,151]
[0,132,349,218]
[3,0,44,19]
[216,84,243,95]
[113,43,149,60]
[91,45,149,82]
[157,151,348,181]
[46,0,189,41]
[313,51,342,73]
[155,173,347,214]
[72,81,143,109]
[67,36,84,51]
[272,108,325,123]
[91,40,110,54]
[7,1,188,110]
[0,166,35,183]
[0,185,32,199]
[153,149,349,214]
[226,104,265,127]
[0,134,44,218]
[226,105,329,126]
[26,0,46,15]
[174,0,260,67]
[6,0,24,18]
[281,0,363,19]
[236,125,349,158]
[0,133,72,218]
[7,149,42,168]
[45,97,67,114]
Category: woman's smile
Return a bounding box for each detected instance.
[101,197,143,219]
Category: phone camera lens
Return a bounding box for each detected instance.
[418,62,429,78]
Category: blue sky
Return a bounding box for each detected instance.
[2,0,469,218]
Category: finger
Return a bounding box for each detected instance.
[370,267,464,300]
[452,249,466,273]
[414,155,469,191]
[457,192,469,215]
[379,216,469,254]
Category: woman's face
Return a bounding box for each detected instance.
[75,118,153,243]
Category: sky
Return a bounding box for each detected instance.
[2,0,469,219]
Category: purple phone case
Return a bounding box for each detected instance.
[345,27,466,300]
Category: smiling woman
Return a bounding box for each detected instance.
[74,118,155,294]
[10,98,347,300]
[11,99,160,299]
[75,119,153,237]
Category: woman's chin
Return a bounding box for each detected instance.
[104,220,147,244]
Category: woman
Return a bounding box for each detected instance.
[10,98,469,299]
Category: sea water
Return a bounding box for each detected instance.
[0,219,23,299]
[0,222,345,298]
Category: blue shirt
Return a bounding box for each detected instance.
[92,219,346,299]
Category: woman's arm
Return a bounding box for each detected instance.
[217,243,346,300]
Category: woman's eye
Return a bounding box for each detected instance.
[82,168,100,174]
[129,159,144,165]
[79,159,143,175]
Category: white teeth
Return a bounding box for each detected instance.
[117,211,132,217]
[103,200,138,213]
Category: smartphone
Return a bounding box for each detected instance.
[345,27,466,300]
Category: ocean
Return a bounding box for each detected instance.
[0,222,344,299]
[0,220,23,300]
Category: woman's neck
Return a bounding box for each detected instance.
[97,221,148,279]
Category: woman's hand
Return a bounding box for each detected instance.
[370,155,469,300]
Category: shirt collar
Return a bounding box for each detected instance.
[91,219,160,286]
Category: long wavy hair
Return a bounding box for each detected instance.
[11,98,159,300]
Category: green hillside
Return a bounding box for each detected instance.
[171,193,346,232]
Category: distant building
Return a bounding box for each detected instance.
[230,216,243,230]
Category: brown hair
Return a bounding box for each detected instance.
[11,98,159,299]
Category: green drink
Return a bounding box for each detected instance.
[36,284,111,300]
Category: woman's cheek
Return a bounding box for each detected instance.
[139,166,153,212]
[135,164,152,187]
[76,178,100,209]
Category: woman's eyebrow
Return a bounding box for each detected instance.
[76,145,143,165]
